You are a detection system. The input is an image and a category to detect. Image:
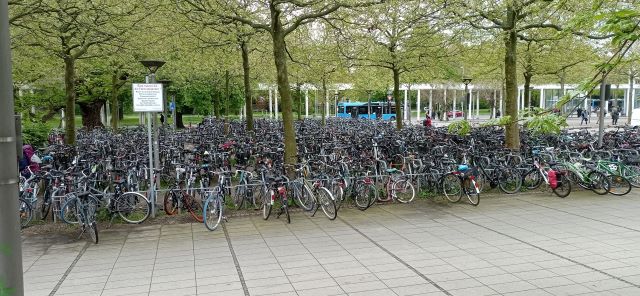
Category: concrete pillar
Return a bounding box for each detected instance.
[268,88,273,118]
[453,89,457,119]
[105,100,111,127]
[305,89,309,118]
[61,109,65,129]
[443,88,448,121]
[476,91,480,119]
[468,88,472,118]
[429,88,433,116]
[404,88,408,120]
[416,89,421,121]
[540,88,545,109]
[492,90,496,118]
[499,89,503,116]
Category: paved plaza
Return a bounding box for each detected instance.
[22,191,640,296]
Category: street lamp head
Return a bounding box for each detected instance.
[139,60,166,74]
[462,77,472,85]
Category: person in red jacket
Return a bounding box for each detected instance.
[423,115,432,128]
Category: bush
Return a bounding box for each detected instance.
[21,121,50,147]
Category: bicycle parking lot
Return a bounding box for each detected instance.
[23,191,640,296]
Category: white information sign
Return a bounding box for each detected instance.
[133,83,164,112]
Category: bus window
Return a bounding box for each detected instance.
[358,106,369,116]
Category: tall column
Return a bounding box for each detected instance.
[453,89,457,119]
[416,89,421,121]
[476,91,480,119]
[540,88,545,109]
[0,1,24,294]
[468,88,472,119]
[105,100,111,127]
[305,89,309,118]
[325,90,329,117]
[404,88,408,120]
[443,88,448,121]
[61,109,65,129]
[492,90,497,118]
[429,88,433,116]
[268,88,273,118]
[274,88,279,120]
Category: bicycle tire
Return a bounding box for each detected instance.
[606,174,631,196]
[441,173,462,203]
[60,196,79,224]
[185,193,204,222]
[523,169,542,190]
[88,222,99,244]
[262,191,272,220]
[40,197,52,221]
[116,192,151,224]
[623,165,640,188]
[293,181,314,211]
[163,190,179,215]
[465,178,480,206]
[392,179,415,203]
[203,195,223,231]
[19,198,33,228]
[234,179,247,209]
[354,183,374,211]
[316,187,337,220]
[552,173,572,198]
[332,182,344,210]
[497,168,522,194]
[586,171,609,195]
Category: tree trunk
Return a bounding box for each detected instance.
[110,74,119,130]
[523,72,532,113]
[241,41,254,131]
[270,8,297,173]
[79,100,105,130]
[63,57,76,144]
[321,77,327,126]
[503,9,520,150]
[176,111,185,129]
[392,68,402,129]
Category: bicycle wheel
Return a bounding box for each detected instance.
[552,173,572,198]
[293,182,314,211]
[606,174,631,196]
[441,173,462,203]
[19,198,33,228]
[622,165,640,188]
[331,182,344,210]
[262,190,272,220]
[234,179,247,209]
[40,192,52,221]
[465,178,480,206]
[354,183,375,211]
[163,190,179,215]
[523,169,542,190]
[88,222,99,244]
[316,187,337,220]
[116,192,151,224]
[60,196,79,224]
[392,179,415,203]
[203,195,223,231]
[497,168,522,194]
[586,171,609,195]
[568,171,591,190]
[185,193,204,222]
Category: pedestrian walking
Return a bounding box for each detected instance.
[496,109,501,118]
[612,107,619,125]
[580,110,589,125]
[577,107,582,118]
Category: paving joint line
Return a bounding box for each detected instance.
[147,225,162,295]
[337,215,453,296]
[222,222,250,296]
[435,207,640,289]
[98,231,128,296]
[48,241,90,296]
[514,197,640,232]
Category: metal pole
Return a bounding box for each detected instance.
[1,0,25,293]
[598,75,607,147]
[305,89,309,118]
[275,88,279,120]
[367,91,371,119]
[268,88,273,118]
[149,74,160,176]
[476,91,480,119]
[453,89,457,119]
[416,89,421,121]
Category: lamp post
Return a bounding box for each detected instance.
[367,90,372,119]
[463,77,472,120]
[140,59,165,218]
[334,90,339,117]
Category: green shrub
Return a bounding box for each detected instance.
[21,121,50,147]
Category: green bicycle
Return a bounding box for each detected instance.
[560,161,609,195]
[595,160,633,196]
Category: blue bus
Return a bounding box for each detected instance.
[336,101,401,120]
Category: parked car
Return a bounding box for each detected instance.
[446,110,464,118]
